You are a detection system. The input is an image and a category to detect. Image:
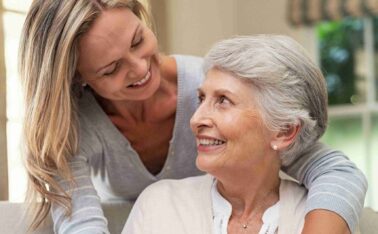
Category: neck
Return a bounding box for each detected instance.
[216,159,280,218]
[97,56,177,123]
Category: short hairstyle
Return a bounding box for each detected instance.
[203,35,328,165]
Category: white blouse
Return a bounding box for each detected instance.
[211,180,280,234]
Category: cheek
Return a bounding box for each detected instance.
[144,30,158,54]
[220,114,247,139]
[224,114,268,152]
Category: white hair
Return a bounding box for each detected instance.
[203,35,328,165]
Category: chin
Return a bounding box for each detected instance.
[136,83,160,100]
[195,154,219,174]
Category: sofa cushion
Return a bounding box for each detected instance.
[1,201,377,234]
[360,207,378,234]
[0,201,132,234]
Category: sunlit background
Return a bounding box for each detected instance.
[0,0,376,212]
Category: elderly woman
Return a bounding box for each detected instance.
[122,35,354,234]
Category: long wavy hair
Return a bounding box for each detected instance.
[19,0,151,230]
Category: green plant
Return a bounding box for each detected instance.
[317,18,363,105]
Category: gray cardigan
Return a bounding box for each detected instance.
[51,55,367,233]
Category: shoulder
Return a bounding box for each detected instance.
[132,175,213,225]
[172,54,204,66]
[143,174,212,197]
[300,141,346,160]
[279,171,307,217]
[278,172,307,233]
[280,179,307,199]
[77,90,105,157]
[171,55,205,98]
[77,89,102,132]
[279,171,307,196]
[172,55,204,77]
[126,175,214,233]
[136,175,213,207]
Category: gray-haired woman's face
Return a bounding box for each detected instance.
[190,68,276,176]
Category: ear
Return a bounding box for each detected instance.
[270,124,301,151]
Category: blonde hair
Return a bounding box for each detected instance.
[19,0,151,230]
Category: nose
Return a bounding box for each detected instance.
[190,103,213,134]
[127,56,148,79]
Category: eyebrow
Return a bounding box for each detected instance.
[95,24,142,74]
[197,88,236,97]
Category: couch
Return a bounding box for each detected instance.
[0,201,132,234]
[0,202,377,234]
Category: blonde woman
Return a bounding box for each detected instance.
[19,0,366,233]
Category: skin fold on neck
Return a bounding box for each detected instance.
[216,155,281,232]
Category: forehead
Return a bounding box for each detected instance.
[201,68,260,108]
[78,8,139,69]
[81,7,138,44]
[201,68,252,93]
[202,68,264,119]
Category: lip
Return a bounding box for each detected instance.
[127,65,152,89]
[196,135,226,154]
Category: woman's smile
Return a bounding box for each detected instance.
[196,135,227,154]
[126,65,151,88]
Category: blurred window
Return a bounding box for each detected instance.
[3,0,32,201]
[318,18,378,210]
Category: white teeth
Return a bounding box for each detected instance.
[130,71,151,87]
[198,139,225,146]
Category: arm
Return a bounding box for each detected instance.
[51,105,111,234]
[302,210,350,234]
[51,154,110,234]
[282,142,368,233]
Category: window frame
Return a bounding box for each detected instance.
[318,17,378,208]
[0,1,31,201]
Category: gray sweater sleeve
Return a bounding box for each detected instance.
[282,141,368,232]
[51,155,109,234]
[50,121,110,234]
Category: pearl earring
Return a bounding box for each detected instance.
[271,144,278,151]
[82,82,87,87]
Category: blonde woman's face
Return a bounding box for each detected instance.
[77,8,160,101]
[190,69,275,176]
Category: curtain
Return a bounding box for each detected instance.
[288,0,378,26]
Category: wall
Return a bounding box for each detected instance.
[0,5,8,200]
[150,0,318,61]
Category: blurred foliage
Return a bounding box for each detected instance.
[317,18,363,105]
